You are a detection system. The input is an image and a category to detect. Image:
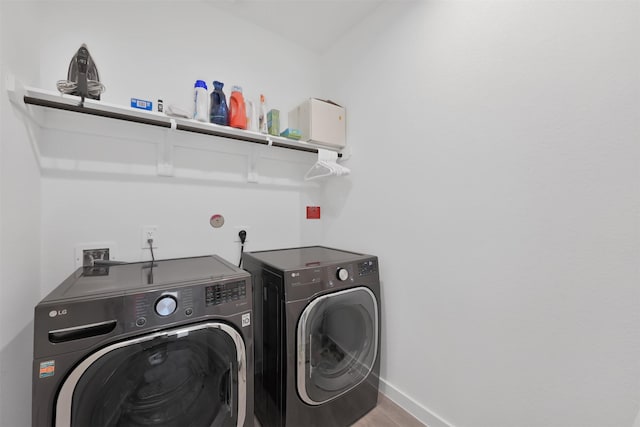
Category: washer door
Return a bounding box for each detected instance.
[297,287,378,405]
[55,322,246,427]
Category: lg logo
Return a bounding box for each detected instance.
[49,309,67,318]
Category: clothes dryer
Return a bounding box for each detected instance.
[243,246,380,427]
[32,255,253,427]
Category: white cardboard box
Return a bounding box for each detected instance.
[288,98,346,149]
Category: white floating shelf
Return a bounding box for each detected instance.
[7,82,347,187]
[19,86,341,156]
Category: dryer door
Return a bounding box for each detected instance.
[297,286,379,405]
[54,322,247,427]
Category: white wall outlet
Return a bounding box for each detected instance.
[234,226,250,243]
[141,225,159,249]
[75,242,117,269]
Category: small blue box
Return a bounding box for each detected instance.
[131,98,152,111]
[280,128,302,140]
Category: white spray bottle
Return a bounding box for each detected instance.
[259,94,268,134]
[247,100,258,132]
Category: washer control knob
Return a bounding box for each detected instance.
[155,295,177,317]
[336,268,349,281]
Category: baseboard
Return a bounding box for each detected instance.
[379,378,454,427]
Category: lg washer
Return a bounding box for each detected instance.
[32,255,253,427]
[243,246,381,427]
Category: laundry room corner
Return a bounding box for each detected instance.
[0,1,43,426]
[2,0,640,426]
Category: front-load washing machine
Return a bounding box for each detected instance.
[32,255,253,427]
[243,246,380,427]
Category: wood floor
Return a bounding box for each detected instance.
[351,394,425,427]
[254,393,426,427]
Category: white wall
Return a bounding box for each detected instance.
[321,1,640,426]
[36,3,319,126]
[32,1,325,291]
[0,1,43,425]
[41,177,318,292]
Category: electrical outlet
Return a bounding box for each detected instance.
[234,226,250,243]
[141,225,159,249]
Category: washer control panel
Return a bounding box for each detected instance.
[125,278,249,332]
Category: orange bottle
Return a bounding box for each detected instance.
[229,86,247,129]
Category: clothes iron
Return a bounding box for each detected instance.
[56,43,105,105]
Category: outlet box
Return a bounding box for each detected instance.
[141,225,159,249]
[75,242,117,269]
[234,226,250,243]
[83,248,110,266]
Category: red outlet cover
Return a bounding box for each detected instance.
[306,206,321,219]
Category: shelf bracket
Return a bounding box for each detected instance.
[247,145,264,184]
[157,119,176,177]
[6,73,44,171]
[338,145,352,161]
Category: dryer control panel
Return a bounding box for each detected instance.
[283,257,379,302]
[357,260,377,277]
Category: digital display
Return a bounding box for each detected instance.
[358,260,377,276]
[205,280,246,306]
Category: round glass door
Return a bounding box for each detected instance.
[55,322,246,427]
[297,287,378,405]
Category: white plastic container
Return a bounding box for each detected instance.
[289,98,346,148]
[193,80,209,122]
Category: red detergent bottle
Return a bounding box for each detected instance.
[229,86,247,129]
